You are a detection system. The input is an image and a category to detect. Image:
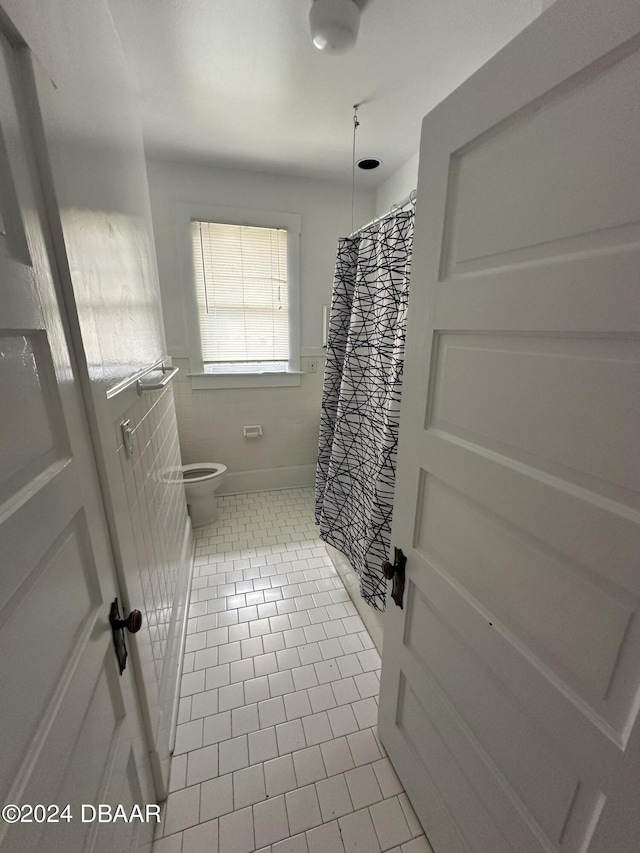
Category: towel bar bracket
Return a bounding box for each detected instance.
[136,364,179,395]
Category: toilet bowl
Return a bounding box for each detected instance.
[181,463,227,528]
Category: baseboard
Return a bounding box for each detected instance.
[324,542,386,654]
[218,464,315,495]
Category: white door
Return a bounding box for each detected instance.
[378,1,640,851]
[25,43,189,799]
[0,30,155,853]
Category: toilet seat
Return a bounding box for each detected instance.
[182,463,226,484]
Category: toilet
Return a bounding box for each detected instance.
[181,463,227,527]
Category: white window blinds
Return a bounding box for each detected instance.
[191,220,289,366]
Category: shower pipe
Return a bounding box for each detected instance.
[347,188,416,239]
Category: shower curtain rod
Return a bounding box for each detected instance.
[347,188,416,239]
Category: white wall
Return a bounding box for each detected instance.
[146,160,376,488]
[4,0,165,390]
[375,4,559,217]
[376,152,420,216]
[147,160,375,355]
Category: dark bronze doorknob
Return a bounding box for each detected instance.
[111,608,143,633]
[109,598,142,675]
[382,547,407,609]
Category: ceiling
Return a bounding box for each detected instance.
[108,0,552,186]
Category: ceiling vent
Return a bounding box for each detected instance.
[357,157,382,170]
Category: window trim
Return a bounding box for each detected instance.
[175,202,301,389]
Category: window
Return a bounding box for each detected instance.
[178,204,300,389]
[191,220,290,373]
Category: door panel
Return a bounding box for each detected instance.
[413,473,638,721]
[0,510,102,802]
[428,333,640,495]
[4,651,124,852]
[402,584,598,843]
[0,26,154,853]
[0,331,70,506]
[378,2,640,852]
[440,47,640,276]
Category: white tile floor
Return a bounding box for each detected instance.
[154,488,433,853]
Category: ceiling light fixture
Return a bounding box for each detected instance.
[309,0,361,55]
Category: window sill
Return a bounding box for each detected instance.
[188,371,303,390]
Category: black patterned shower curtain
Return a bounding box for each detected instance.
[314,208,414,611]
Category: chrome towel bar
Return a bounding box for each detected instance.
[136,364,179,395]
[106,357,177,399]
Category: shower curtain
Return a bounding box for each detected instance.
[315,208,414,611]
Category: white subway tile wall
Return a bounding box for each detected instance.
[171,358,324,473]
[153,488,433,853]
[118,385,190,684]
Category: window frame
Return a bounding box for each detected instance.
[177,203,301,389]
